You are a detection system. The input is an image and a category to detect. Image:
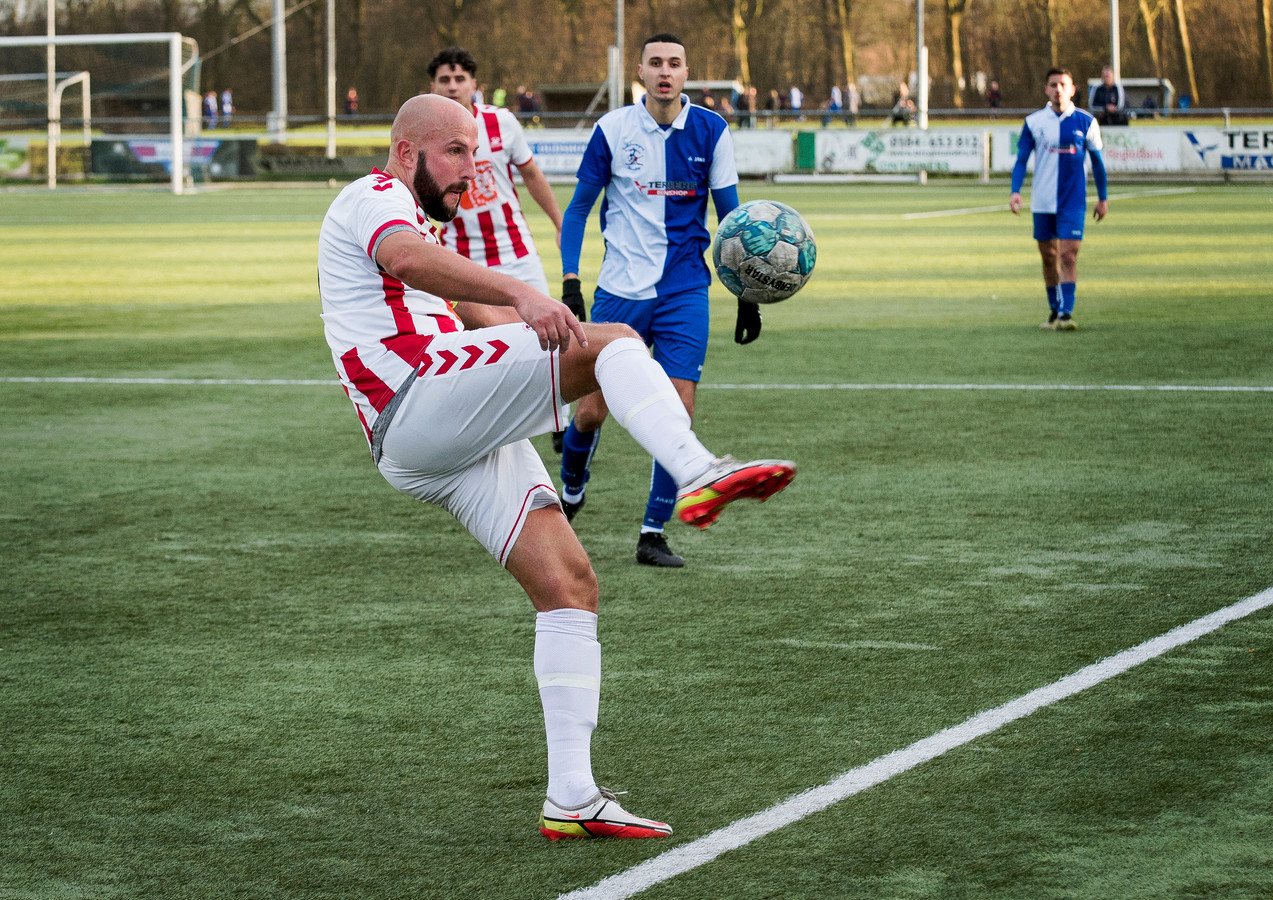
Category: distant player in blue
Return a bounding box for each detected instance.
[1010,67,1109,330]
[558,33,761,568]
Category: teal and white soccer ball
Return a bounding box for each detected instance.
[712,199,817,304]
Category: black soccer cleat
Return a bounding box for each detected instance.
[636,532,685,568]
[551,430,565,454]
[562,494,585,523]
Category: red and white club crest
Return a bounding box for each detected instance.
[460,160,500,210]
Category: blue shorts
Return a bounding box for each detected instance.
[1033,210,1085,242]
[591,285,709,383]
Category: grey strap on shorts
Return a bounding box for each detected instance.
[370,366,422,465]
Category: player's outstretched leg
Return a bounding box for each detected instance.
[674,456,797,530]
[540,787,673,840]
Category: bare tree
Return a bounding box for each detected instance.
[944,0,971,107]
[1173,0,1199,102]
[1260,0,1273,99]
[1135,0,1167,79]
[702,0,764,85]
[836,0,856,85]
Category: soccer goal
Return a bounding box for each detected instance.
[0,33,194,193]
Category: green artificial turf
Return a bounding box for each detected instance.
[1,182,1271,899]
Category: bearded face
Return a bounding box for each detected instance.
[412,150,468,221]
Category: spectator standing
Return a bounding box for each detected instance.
[202,91,218,130]
[344,88,359,116]
[845,82,860,126]
[789,83,804,121]
[823,83,842,126]
[986,80,1002,115]
[890,82,915,126]
[1009,67,1109,330]
[219,88,234,128]
[1089,66,1127,126]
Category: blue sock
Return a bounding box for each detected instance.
[643,461,678,530]
[560,422,601,496]
[1046,285,1061,313]
[1060,282,1076,316]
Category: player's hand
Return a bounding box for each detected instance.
[516,290,587,353]
[561,277,587,322]
[1009,193,1023,215]
[734,298,762,345]
[1093,199,1108,222]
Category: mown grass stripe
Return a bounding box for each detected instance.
[560,586,1273,900]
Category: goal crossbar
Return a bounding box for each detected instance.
[0,32,186,193]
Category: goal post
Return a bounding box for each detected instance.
[0,32,186,194]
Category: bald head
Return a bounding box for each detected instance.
[390,93,472,148]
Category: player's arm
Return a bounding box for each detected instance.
[376,231,585,351]
[1089,144,1109,221]
[559,178,605,321]
[1009,125,1035,215]
[515,158,564,248]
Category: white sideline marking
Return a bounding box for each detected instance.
[901,187,1197,219]
[4,377,1271,393]
[558,586,1273,900]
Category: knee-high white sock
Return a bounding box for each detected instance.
[535,608,602,807]
[594,338,716,486]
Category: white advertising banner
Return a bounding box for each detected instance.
[525,127,793,178]
[816,129,985,174]
[524,129,592,176]
[1181,128,1273,171]
[733,130,795,175]
[992,125,1180,173]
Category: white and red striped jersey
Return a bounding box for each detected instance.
[318,168,465,446]
[435,104,541,269]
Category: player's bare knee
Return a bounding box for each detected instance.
[533,559,599,613]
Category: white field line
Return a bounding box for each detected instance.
[901,186,1197,219]
[4,377,1271,393]
[559,585,1273,900]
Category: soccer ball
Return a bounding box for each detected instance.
[712,200,817,304]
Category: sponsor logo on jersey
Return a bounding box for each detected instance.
[633,179,699,197]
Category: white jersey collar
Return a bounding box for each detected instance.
[638,94,691,132]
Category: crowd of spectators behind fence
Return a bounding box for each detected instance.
[317,67,1148,130]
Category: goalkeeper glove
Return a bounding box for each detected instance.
[562,277,587,322]
[734,298,762,345]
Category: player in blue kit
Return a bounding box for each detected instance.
[1010,67,1109,330]
[557,33,765,568]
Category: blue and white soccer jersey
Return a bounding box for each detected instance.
[576,95,738,300]
[1012,104,1106,241]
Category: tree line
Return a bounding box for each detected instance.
[3,0,1271,116]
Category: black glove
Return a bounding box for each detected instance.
[562,277,587,322]
[734,298,762,345]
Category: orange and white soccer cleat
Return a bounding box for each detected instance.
[673,456,797,529]
[539,788,673,840]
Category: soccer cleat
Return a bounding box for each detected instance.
[1040,311,1059,330]
[674,456,796,530]
[1056,314,1077,331]
[561,494,585,523]
[636,532,685,568]
[539,788,673,840]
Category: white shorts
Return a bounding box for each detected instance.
[377,321,570,566]
[490,255,550,295]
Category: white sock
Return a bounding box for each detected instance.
[535,608,602,807]
[593,338,715,486]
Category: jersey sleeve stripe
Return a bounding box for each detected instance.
[367,219,417,261]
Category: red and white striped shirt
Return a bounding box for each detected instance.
[318,168,464,446]
[435,104,539,268]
